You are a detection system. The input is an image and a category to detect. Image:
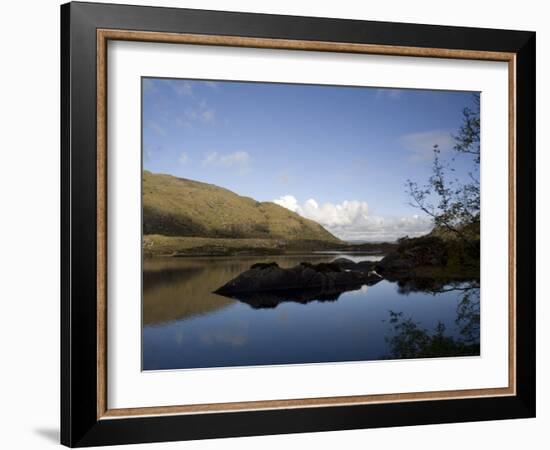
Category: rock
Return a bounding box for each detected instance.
[356,260,377,271]
[214,261,382,298]
[375,236,449,277]
[250,262,279,270]
[375,251,415,274]
[332,257,376,272]
[331,257,356,268]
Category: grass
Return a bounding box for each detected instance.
[143,171,342,243]
[143,235,355,257]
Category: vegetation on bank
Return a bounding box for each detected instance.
[379,93,481,281]
[406,93,480,241]
[385,310,480,359]
[141,171,398,256]
[143,170,340,243]
[143,234,395,257]
[143,94,481,276]
[376,221,480,281]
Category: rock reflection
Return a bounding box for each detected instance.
[220,285,367,309]
[142,255,481,369]
[143,254,340,325]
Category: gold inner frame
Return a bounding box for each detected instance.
[96,29,517,420]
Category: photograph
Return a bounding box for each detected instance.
[141,78,481,370]
[55,1,537,446]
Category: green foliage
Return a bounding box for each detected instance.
[379,230,480,280]
[454,93,481,164]
[386,291,480,359]
[455,286,481,344]
[406,93,480,240]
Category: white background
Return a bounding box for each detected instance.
[0,0,546,449]
[109,42,509,409]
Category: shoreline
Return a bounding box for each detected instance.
[143,234,395,258]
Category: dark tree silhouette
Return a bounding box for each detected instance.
[406,93,480,240]
[385,283,480,359]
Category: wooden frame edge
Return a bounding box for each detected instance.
[98,28,515,61]
[508,55,517,396]
[97,29,108,419]
[100,387,515,419]
[96,28,517,420]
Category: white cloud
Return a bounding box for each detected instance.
[401,129,454,162]
[300,198,370,228]
[143,147,153,161]
[273,195,433,242]
[175,117,192,129]
[142,79,158,94]
[147,121,166,136]
[203,151,251,171]
[200,108,215,122]
[388,90,402,99]
[184,100,215,124]
[159,81,215,126]
[375,88,403,100]
[331,214,434,242]
[273,195,299,212]
[169,80,193,97]
[178,152,190,165]
[143,144,162,162]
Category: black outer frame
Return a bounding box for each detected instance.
[61,1,536,447]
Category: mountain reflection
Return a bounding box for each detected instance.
[143,258,236,325]
[143,254,341,325]
[143,255,481,370]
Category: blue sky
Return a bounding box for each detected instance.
[143,78,478,242]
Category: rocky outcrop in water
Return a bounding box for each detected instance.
[213,233,480,309]
[214,260,382,302]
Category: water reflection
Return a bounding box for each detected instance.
[143,254,380,324]
[219,284,369,309]
[143,258,235,325]
[142,254,479,370]
[384,281,480,359]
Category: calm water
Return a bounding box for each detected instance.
[143,253,479,370]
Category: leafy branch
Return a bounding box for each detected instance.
[406,93,480,239]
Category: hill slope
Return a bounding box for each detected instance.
[143,171,342,246]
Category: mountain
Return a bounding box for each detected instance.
[143,171,342,246]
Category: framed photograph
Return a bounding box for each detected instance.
[61,2,536,447]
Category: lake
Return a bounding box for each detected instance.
[143,253,480,370]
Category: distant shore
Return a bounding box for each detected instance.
[143,232,480,290]
[143,234,396,258]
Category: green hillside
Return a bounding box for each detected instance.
[143,171,342,254]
